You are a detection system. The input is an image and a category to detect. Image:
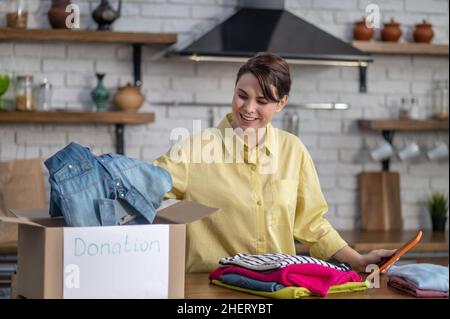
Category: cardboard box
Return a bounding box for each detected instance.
[0,158,46,248]
[0,200,219,299]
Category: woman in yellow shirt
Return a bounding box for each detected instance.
[154,52,395,273]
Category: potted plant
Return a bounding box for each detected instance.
[426,191,448,232]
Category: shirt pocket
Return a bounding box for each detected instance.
[54,160,98,195]
[271,179,298,226]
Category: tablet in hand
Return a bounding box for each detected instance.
[377,230,423,273]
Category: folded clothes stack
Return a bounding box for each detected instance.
[387,264,449,298]
[209,253,368,298]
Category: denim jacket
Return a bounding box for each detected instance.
[44,142,172,227]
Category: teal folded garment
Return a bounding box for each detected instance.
[220,274,285,292]
[387,264,449,292]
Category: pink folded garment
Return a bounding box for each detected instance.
[209,263,362,297]
[388,276,449,298]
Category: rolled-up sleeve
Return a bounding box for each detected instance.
[152,139,190,201]
[293,148,348,260]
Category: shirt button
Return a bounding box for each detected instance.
[116,182,121,187]
[257,200,262,206]
[120,193,125,198]
[251,166,256,171]
[68,165,73,169]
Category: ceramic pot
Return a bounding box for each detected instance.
[92,0,122,31]
[114,83,145,112]
[432,216,447,232]
[48,0,72,29]
[413,20,434,43]
[353,19,374,41]
[381,19,402,42]
[91,73,110,112]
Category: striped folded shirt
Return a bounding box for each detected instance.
[219,253,352,272]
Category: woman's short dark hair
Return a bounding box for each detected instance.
[235,52,291,103]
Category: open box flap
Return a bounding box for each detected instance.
[1,208,64,228]
[154,200,220,224]
[10,208,49,219]
[0,214,44,228]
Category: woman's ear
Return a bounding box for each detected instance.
[276,95,289,112]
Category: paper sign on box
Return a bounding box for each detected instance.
[63,225,169,299]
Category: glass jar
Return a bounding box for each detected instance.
[15,75,35,112]
[6,0,29,29]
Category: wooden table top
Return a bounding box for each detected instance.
[10,273,442,299]
[185,264,448,299]
[10,259,448,299]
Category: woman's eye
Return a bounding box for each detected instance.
[258,100,268,105]
[238,95,247,99]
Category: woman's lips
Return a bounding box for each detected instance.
[240,113,259,124]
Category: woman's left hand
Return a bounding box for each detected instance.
[357,249,397,272]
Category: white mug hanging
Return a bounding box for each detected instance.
[370,138,394,161]
[427,142,449,161]
[397,141,421,161]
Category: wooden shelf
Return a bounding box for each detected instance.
[359,119,449,131]
[0,28,177,45]
[353,41,449,56]
[0,111,155,125]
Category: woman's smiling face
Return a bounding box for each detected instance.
[231,73,288,131]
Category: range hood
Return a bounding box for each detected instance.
[178,0,373,68]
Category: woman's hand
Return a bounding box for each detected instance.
[333,246,397,273]
[356,249,397,272]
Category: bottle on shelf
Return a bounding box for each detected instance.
[432,80,449,120]
[409,97,420,120]
[399,96,410,120]
[36,78,53,112]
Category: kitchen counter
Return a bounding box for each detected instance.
[295,230,449,254]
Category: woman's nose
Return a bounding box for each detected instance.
[242,100,257,113]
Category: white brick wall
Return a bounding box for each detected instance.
[0,0,448,231]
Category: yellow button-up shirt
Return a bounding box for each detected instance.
[153,114,348,272]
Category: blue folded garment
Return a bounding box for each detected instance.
[219,273,285,292]
[387,264,449,292]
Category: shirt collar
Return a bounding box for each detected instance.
[217,113,276,159]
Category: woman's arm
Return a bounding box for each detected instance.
[333,245,396,272]
[152,139,191,200]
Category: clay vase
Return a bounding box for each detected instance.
[413,20,434,43]
[91,73,110,112]
[353,19,374,41]
[381,19,402,42]
[114,83,145,112]
[48,0,72,29]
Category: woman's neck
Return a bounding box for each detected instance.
[230,117,266,149]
